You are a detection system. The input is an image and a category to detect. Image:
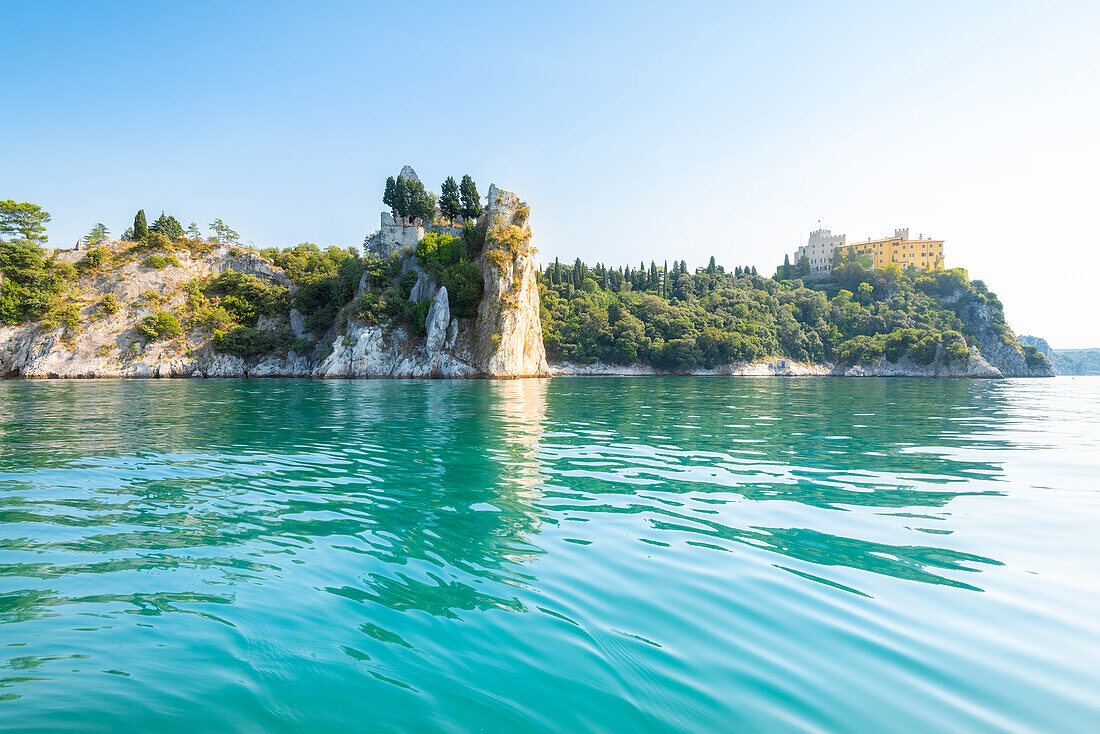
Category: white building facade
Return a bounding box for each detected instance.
[794,228,847,275]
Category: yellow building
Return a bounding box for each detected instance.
[843,228,944,270]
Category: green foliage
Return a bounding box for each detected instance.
[409,299,432,337]
[416,231,464,278]
[0,200,51,242]
[150,212,185,240]
[460,175,480,221]
[203,270,288,327]
[208,218,239,244]
[383,176,397,212]
[212,325,294,358]
[142,232,172,251]
[261,243,364,333]
[140,254,179,270]
[541,257,993,370]
[83,223,109,247]
[76,247,111,273]
[132,210,148,241]
[0,239,68,323]
[440,176,461,224]
[441,260,483,318]
[96,293,121,317]
[137,311,181,341]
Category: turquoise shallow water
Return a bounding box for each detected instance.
[1,377,1098,732]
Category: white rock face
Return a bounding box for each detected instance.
[472,185,550,378]
[425,287,450,353]
[398,165,420,184]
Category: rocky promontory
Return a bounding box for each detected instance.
[0,175,550,379]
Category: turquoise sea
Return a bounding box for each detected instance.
[1,377,1098,732]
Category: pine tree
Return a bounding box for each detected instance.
[83,223,109,247]
[440,177,461,225]
[186,222,202,239]
[459,175,480,221]
[133,210,148,241]
[751,265,758,276]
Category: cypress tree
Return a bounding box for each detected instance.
[393,176,409,221]
[553,257,561,285]
[383,176,397,213]
[440,176,461,225]
[708,256,717,274]
[459,175,480,221]
[680,259,687,274]
[133,209,148,241]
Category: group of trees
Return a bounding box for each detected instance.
[383,173,481,226]
[0,200,64,323]
[540,254,995,371]
[120,210,234,245]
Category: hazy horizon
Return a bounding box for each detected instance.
[6,1,1098,348]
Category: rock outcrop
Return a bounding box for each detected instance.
[946,290,1056,377]
[472,185,550,378]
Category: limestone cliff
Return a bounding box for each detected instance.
[472,185,550,378]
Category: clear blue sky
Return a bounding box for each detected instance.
[5,1,1098,346]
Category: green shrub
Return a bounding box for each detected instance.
[214,325,274,358]
[409,299,431,336]
[441,260,484,318]
[137,311,181,341]
[97,294,121,316]
[142,232,172,251]
[204,270,288,326]
[77,247,110,273]
[416,231,463,278]
[909,333,941,365]
[1023,345,1047,368]
[142,254,169,270]
[213,325,295,358]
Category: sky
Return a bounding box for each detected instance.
[4,1,1098,347]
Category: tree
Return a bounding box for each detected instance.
[553,257,561,285]
[751,266,758,276]
[459,175,480,221]
[440,177,461,225]
[707,256,717,274]
[383,176,397,213]
[83,223,109,247]
[151,212,185,240]
[132,210,148,241]
[0,200,51,242]
[393,176,409,221]
[186,222,202,239]
[797,254,810,277]
[209,218,239,244]
[408,179,436,224]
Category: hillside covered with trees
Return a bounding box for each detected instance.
[539,254,1041,373]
